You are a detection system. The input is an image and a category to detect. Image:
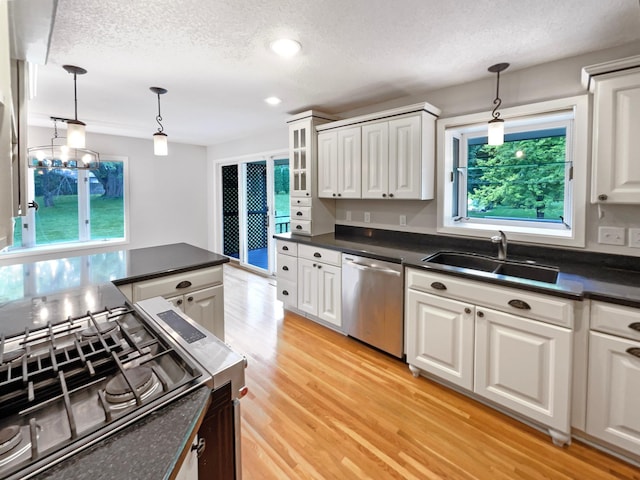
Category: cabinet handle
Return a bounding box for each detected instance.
[628,322,640,332]
[477,311,484,318]
[176,299,183,306]
[313,252,322,258]
[296,225,302,230]
[282,245,289,251]
[191,438,206,458]
[430,281,447,290]
[464,307,471,314]
[508,299,531,310]
[282,290,289,296]
[598,194,608,201]
[282,265,289,271]
[176,280,192,289]
[187,296,194,302]
[626,347,640,358]
[296,211,303,216]
[389,193,394,198]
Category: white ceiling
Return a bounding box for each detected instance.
[21,0,640,147]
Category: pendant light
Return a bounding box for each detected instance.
[487,62,509,146]
[63,65,87,149]
[150,87,168,156]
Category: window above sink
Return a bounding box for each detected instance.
[436,96,588,248]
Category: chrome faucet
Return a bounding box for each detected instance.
[491,230,508,260]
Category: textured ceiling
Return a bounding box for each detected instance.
[24,0,640,146]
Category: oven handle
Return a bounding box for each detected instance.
[343,259,401,276]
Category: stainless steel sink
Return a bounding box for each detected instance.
[422,251,559,284]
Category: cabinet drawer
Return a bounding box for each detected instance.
[590,300,640,341]
[132,266,223,302]
[276,254,297,282]
[291,206,311,221]
[291,197,312,207]
[298,244,341,266]
[291,220,311,235]
[406,268,574,328]
[277,279,298,307]
[276,239,298,256]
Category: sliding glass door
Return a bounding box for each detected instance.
[220,155,289,274]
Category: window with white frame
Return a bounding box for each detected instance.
[437,96,588,247]
[8,158,127,252]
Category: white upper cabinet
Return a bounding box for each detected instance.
[317,102,440,201]
[0,3,13,249]
[583,57,640,203]
[318,127,361,199]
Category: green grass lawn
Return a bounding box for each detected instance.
[468,202,563,221]
[13,194,124,246]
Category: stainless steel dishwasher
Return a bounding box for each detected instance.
[342,253,404,358]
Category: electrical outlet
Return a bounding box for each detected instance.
[346,210,352,221]
[364,212,371,223]
[598,226,625,246]
[399,215,407,226]
[629,228,640,248]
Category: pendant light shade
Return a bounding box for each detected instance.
[63,65,88,149]
[150,87,168,156]
[487,62,509,146]
[153,132,168,156]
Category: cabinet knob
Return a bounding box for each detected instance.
[464,307,471,314]
[430,281,447,291]
[313,263,317,267]
[332,193,336,197]
[389,193,394,198]
[176,299,183,306]
[317,265,322,269]
[628,322,640,332]
[187,296,194,302]
[176,280,192,289]
[598,194,608,201]
[508,299,531,310]
[306,193,310,196]
[477,311,484,318]
[382,193,387,198]
[338,193,342,197]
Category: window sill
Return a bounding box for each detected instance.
[0,238,129,262]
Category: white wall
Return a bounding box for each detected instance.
[0,126,208,265]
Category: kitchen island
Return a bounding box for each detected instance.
[0,243,232,480]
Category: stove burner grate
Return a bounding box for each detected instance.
[0,349,26,365]
[80,321,119,339]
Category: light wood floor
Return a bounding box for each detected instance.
[222,264,640,480]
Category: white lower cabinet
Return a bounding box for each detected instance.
[117,266,225,340]
[474,307,572,441]
[175,436,198,480]
[405,267,574,446]
[586,300,640,457]
[167,285,224,340]
[406,290,474,390]
[297,257,341,328]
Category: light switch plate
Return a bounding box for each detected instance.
[629,228,640,248]
[399,215,407,226]
[598,226,625,245]
[346,210,352,221]
[364,212,371,223]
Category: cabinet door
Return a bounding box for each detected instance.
[175,436,199,480]
[183,285,225,340]
[317,130,337,198]
[586,331,640,454]
[406,290,475,390]
[592,69,640,203]
[388,115,422,199]
[361,122,389,199]
[317,263,341,328]
[297,258,318,316]
[289,122,311,197]
[337,127,361,198]
[474,307,572,433]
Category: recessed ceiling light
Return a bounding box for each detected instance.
[265,96,282,106]
[270,38,301,58]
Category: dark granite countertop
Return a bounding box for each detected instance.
[0,243,228,479]
[34,386,211,480]
[275,226,640,307]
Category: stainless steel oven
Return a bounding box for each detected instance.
[0,296,246,480]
